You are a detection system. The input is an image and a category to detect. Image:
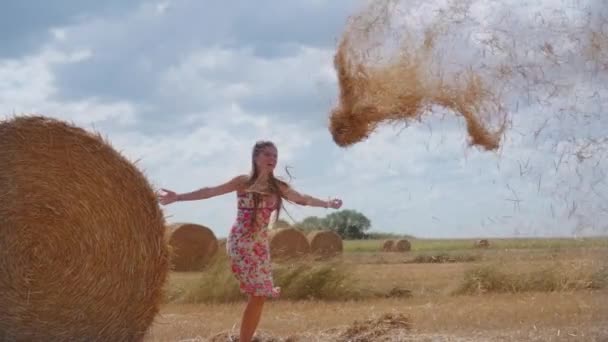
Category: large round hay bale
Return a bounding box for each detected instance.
[393,239,412,252]
[269,228,310,259]
[474,239,490,248]
[382,240,395,252]
[307,230,343,258]
[167,222,218,271]
[0,115,169,341]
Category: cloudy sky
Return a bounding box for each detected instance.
[1,0,606,238]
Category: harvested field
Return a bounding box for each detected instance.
[147,238,608,341]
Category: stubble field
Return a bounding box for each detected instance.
[145,238,608,342]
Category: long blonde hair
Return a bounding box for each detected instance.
[246,140,292,227]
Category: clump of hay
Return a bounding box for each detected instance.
[474,239,490,249]
[383,287,413,299]
[0,115,169,341]
[329,0,507,151]
[453,263,605,295]
[338,312,412,341]
[307,230,343,258]
[167,223,218,271]
[382,240,395,252]
[209,312,412,341]
[329,0,608,152]
[269,228,310,260]
[393,239,411,252]
[408,253,480,264]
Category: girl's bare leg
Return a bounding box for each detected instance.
[239,295,266,342]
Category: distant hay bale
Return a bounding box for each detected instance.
[307,230,343,258]
[269,228,310,259]
[382,240,395,252]
[0,115,169,341]
[474,239,490,248]
[393,239,412,252]
[167,223,218,271]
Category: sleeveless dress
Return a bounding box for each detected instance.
[227,191,281,298]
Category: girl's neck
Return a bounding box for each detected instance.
[256,171,272,182]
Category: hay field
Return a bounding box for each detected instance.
[146,237,608,341]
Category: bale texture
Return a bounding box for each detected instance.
[167,223,218,271]
[393,239,412,252]
[269,228,310,260]
[382,240,395,252]
[474,239,490,248]
[307,230,343,258]
[0,115,170,341]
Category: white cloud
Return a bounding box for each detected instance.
[1,0,606,239]
[155,2,171,15]
[50,28,68,41]
[158,44,336,119]
[0,47,136,127]
[97,102,319,237]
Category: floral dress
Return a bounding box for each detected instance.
[227,191,281,298]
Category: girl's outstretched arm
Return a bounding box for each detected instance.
[280,184,342,209]
[158,174,247,205]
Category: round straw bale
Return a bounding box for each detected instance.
[167,223,218,271]
[269,228,310,260]
[382,240,395,252]
[474,239,490,248]
[393,239,412,252]
[307,230,343,258]
[0,115,169,341]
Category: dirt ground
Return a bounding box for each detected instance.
[146,291,607,341]
[146,246,608,341]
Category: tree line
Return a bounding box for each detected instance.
[275,209,410,240]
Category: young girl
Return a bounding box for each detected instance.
[157,140,342,342]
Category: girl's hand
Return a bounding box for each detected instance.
[327,198,343,209]
[157,188,179,205]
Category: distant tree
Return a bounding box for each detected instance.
[324,209,372,239]
[294,216,327,231]
[345,224,366,239]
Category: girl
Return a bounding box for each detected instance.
[157,140,342,342]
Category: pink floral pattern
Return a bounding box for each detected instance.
[227,192,280,298]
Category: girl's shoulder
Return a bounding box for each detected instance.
[234,174,250,183]
[234,174,251,195]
